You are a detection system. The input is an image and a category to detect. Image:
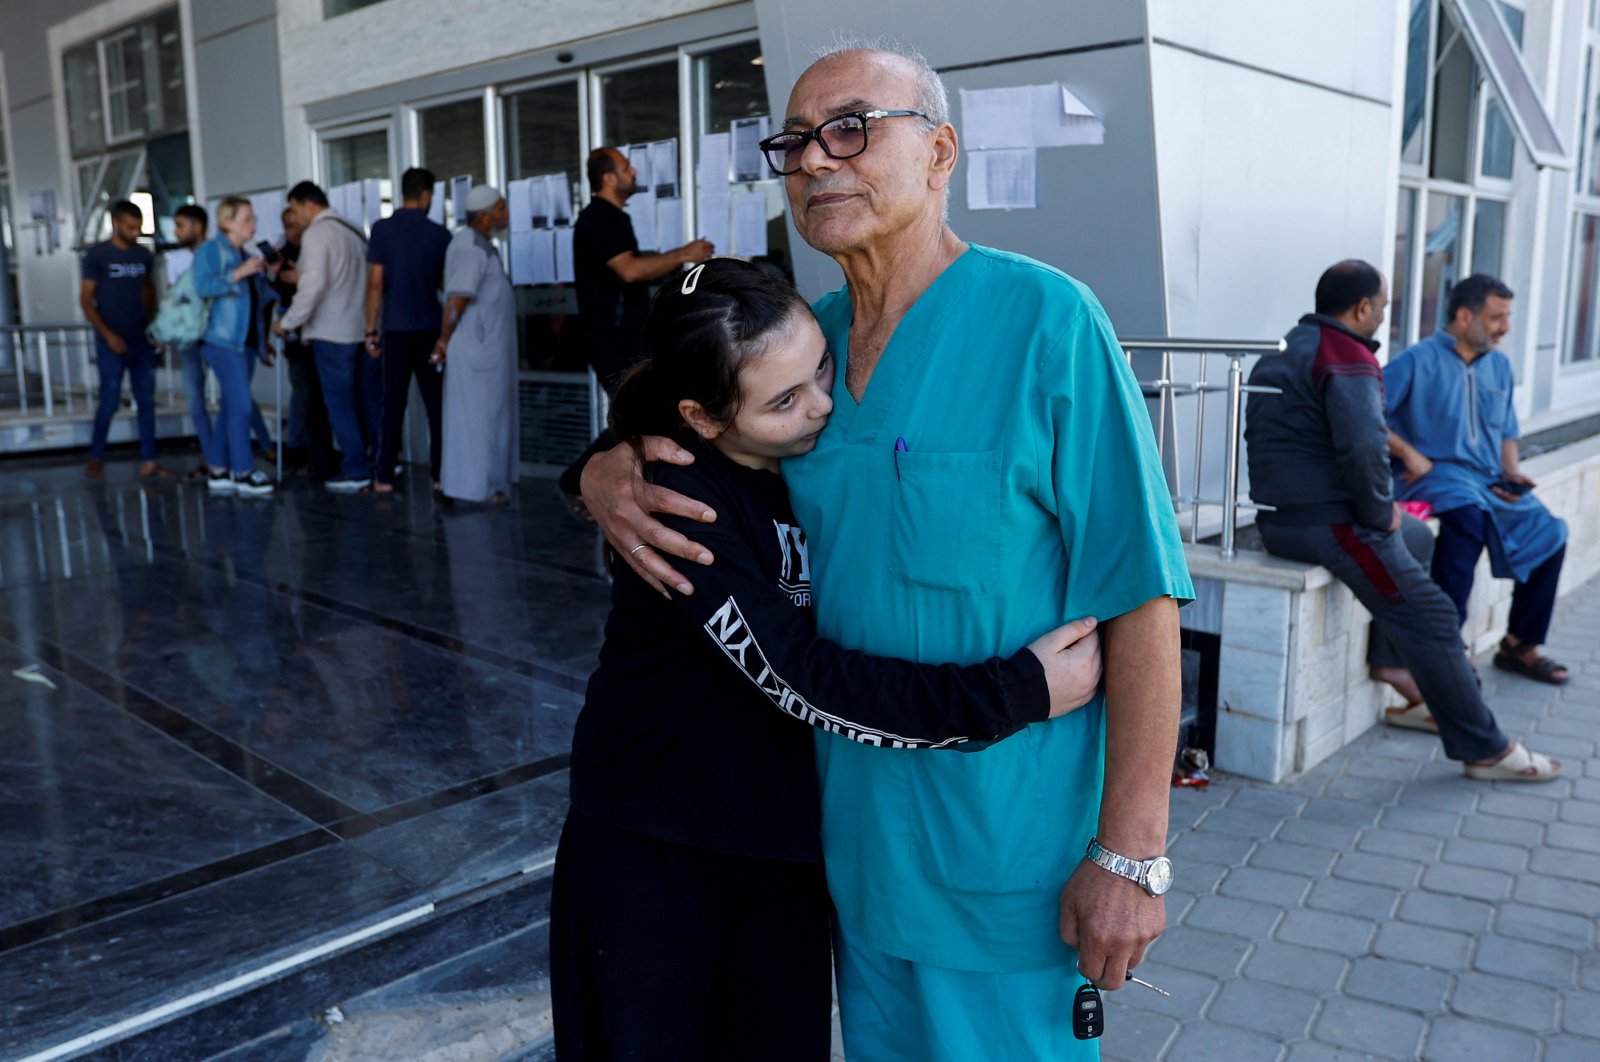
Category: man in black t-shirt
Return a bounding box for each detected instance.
[559,147,714,505]
[81,200,171,479]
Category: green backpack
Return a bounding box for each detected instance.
[147,265,210,349]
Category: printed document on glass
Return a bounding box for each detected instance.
[959,83,1103,149]
[508,179,535,233]
[510,231,535,286]
[362,179,385,227]
[965,148,1037,210]
[626,189,658,251]
[698,132,731,186]
[731,190,768,257]
[546,173,573,225]
[554,227,576,284]
[650,140,679,197]
[656,197,684,251]
[250,190,287,247]
[731,117,770,182]
[429,182,445,224]
[530,229,557,285]
[627,145,652,192]
[451,176,473,219]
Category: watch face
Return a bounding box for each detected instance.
[1146,857,1174,896]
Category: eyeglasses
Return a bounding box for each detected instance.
[758,110,929,175]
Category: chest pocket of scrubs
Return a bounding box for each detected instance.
[889,450,1003,593]
[1478,384,1510,431]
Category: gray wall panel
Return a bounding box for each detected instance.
[192,0,277,42]
[194,19,288,195]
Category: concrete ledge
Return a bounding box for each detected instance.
[1184,433,1600,783]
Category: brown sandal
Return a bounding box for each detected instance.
[1492,638,1569,685]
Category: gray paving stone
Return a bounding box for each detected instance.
[1227,786,1310,817]
[1421,1016,1539,1061]
[1100,1002,1179,1062]
[1185,894,1283,941]
[1512,872,1600,916]
[1108,959,1218,1020]
[1448,971,1559,1033]
[1313,996,1426,1059]
[1305,877,1403,920]
[1376,806,1463,839]
[1171,828,1260,868]
[1492,902,1596,950]
[1355,827,1444,862]
[1276,909,1377,956]
[1165,1020,1285,1062]
[1472,933,1579,987]
[1196,806,1289,842]
[1243,940,1351,996]
[1143,927,1253,979]
[1342,755,1421,783]
[1278,817,1366,851]
[1326,776,1403,805]
[1206,977,1320,1041]
[1477,790,1562,822]
[1560,991,1600,1039]
[1543,1034,1600,1062]
[1392,780,1479,813]
[1250,840,1338,877]
[1529,838,1600,876]
[1395,891,1494,935]
[1372,921,1473,971]
[1419,861,1514,902]
[1440,836,1529,874]
[1302,797,1386,828]
[1219,866,1313,907]
[1332,851,1425,890]
[1165,859,1231,903]
[1457,811,1543,847]
[1343,956,1451,1014]
[1285,1043,1389,1061]
[1545,820,1600,853]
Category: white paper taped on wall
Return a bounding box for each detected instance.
[450,175,473,222]
[731,116,772,182]
[249,190,288,248]
[965,148,1037,211]
[649,140,679,197]
[731,190,768,258]
[626,188,658,251]
[429,182,445,224]
[656,197,685,251]
[958,83,1103,150]
[554,227,576,284]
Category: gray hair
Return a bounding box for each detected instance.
[809,35,950,129]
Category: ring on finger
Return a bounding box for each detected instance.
[629,544,649,556]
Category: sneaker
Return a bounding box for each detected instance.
[208,471,236,494]
[325,477,372,493]
[233,470,274,496]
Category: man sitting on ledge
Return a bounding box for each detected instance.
[1245,259,1558,782]
[1385,274,1570,687]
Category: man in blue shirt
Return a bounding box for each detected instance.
[1386,275,1570,686]
[582,45,1191,1059]
[81,199,171,479]
[365,167,452,493]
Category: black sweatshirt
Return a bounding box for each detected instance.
[1245,314,1395,532]
[569,446,1051,863]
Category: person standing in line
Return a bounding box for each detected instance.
[1246,260,1558,781]
[165,204,214,483]
[188,196,275,496]
[555,146,714,515]
[435,186,518,503]
[273,181,375,492]
[364,167,451,493]
[272,206,336,479]
[1385,274,1572,686]
[81,199,173,479]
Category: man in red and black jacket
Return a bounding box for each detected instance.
[1244,260,1557,782]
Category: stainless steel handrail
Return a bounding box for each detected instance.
[1121,337,1287,559]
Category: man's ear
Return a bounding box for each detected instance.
[678,399,724,441]
[927,124,959,193]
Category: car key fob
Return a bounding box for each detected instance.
[1073,981,1104,1039]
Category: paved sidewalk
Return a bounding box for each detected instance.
[1096,575,1600,1061]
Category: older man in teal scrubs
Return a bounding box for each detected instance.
[585,45,1191,1059]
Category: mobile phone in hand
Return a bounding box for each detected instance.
[256,240,281,265]
[1494,478,1531,497]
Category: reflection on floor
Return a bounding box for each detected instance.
[0,453,610,1061]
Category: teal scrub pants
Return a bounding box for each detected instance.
[835,931,1097,1061]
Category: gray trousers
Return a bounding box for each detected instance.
[1258,514,1508,763]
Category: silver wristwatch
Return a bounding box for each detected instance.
[1085,838,1174,897]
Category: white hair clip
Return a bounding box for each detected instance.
[681,263,707,295]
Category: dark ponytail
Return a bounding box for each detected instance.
[609,259,810,445]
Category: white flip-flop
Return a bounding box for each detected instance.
[1464,742,1562,782]
[1383,702,1438,733]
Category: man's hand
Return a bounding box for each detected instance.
[260,350,276,368]
[429,339,448,365]
[580,437,717,596]
[271,318,287,337]
[1399,451,1433,484]
[365,334,383,359]
[105,333,128,356]
[1059,858,1165,990]
[680,238,714,265]
[279,262,299,286]
[1491,470,1535,503]
[232,256,265,283]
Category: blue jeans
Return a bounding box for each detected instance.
[180,344,214,461]
[312,340,374,480]
[90,340,158,460]
[244,353,275,449]
[199,341,255,476]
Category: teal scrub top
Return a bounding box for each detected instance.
[783,245,1194,973]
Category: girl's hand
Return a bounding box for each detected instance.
[1028,617,1102,718]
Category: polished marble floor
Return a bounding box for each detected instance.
[0,452,608,1061]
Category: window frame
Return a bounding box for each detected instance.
[98,24,148,146]
[1560,22,1600,370]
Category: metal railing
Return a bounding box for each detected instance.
[1121,337,1286,559]
[0,324,187,420]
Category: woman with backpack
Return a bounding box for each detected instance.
[189,196,276,496]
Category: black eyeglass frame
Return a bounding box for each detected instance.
[757,110,931,175]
